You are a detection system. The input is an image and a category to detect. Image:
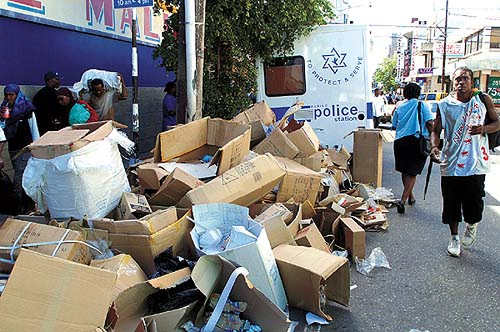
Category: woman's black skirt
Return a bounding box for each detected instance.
[394,135,427,176]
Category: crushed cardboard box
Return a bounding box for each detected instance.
[273,245,350,321]
[118,192,152,220]
[153,117,251,175]
[286,122,320,157]
[276,157,322,204]
[150,167,204,206]
[294,223,331,253]
[0,218,91,268]
[178,154,286,208]
[232,101,276,143]
[253,128,300,159]
[340,217,366,259]
[0,249,116,331]
[90,254,147,301]
[192,255,290,332]
[137,163,169,191]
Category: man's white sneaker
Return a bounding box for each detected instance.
[462,223,477,248]
[447,236,460,257]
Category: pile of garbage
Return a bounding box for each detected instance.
[0,102,395,331]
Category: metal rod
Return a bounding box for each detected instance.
[132,7,139,155]
[441,0,448,92]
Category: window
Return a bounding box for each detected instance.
[419,94,426,100]
[470,33,478,52]
[491,27,500,49]
[478,30,483,51]
[264,56,306,97]
[426,93,437,101]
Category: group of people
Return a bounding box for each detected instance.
[0,71,128,215]
[391,66,500,257]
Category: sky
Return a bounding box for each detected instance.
[332,0,500,75]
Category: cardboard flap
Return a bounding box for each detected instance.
[137,163,170,191]
[154,118,209,162]
[275,157,322,204]
[150,168,204,206]
[73,121,124,142]
[232,101,276,127]
[207,118,250,147]
[286,122,320,157]
[0,250,116,331]
[28,129,89,159]
[253,129,300,159]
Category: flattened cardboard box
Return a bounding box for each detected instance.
[28,120,125,160]
[150,167,204,206]
[179,154,286,208]
[153,117,251,175]
[137,163,169,190]
[113,267,195,332]
[0,218,91,267]
[107,210,192,275]
[90,254,147,301]
[192,255,290,332]
[273,245,350,321]
[253,128,300,159]
[0,249,116,332]
[276,157,322,204]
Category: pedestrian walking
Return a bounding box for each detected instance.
[56,88,99,125]
[32,71,67,135]
[392,83,434,214]
[0,84,38,214]
[162,81,177,131]
[430,67,500,257]
[372,88,387,128]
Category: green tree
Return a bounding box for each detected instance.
[373,56,398,92]
[154,0,334,119]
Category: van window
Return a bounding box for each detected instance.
[427,93,437,100]
[264,56,306,97]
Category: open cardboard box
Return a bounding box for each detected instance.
[273,245,350,321]
[112,267,197,332]
[153,117,251,175]
[192,255,290,331]
[178,154,286,208]
[28,120,126,159]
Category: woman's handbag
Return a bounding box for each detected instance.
[417,101,430,157]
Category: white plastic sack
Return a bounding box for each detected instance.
[71,69,121,95]
[23,138,130,219]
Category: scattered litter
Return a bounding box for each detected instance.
[350,285,358,291]
[332,250,348,258]
[355,247,391,276]
[306,312,330,325]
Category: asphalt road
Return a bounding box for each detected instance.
[319,142,500,332]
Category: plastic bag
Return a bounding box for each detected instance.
[355,247,391,276]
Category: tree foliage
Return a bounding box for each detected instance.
[373,56,398,92]
[154,0,334,119]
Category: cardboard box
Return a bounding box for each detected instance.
[340,217,366,259]
[107,210,192,275]
[232,101,276,142]
[352,129,383,187]
[294,223,331,253]
[294,150,330,171]
[327,147,351,170]
[153,117,251,175]
[286,122,320,157]
[150,167,204,206]
[118,192,152,220]
[137,163,169,190]
[253,128,300,159]
[113,267,196,332]
[192,255,290,332]
[254,203,293,224]
[28,120,126,159]
[90,254,147,301]
[190,203,288,311]
[0,249,116,331]
[93,208,178,235]
[276,157,322,204]
[0,218,91,266]
[251,203,303,241]
[178,154,286,208]
[273,245,350,320]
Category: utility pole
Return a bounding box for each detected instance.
[440,0,448,92]
[194,0,205,120]
[132,8,139,155]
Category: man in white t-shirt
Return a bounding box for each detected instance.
[372,88,387,128]
[430,67,500,257]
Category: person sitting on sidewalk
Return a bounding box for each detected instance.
[430,67,500,257]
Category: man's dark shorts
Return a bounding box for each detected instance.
[441,175,486,225]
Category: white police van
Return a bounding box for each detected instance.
[256,24,371,150]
